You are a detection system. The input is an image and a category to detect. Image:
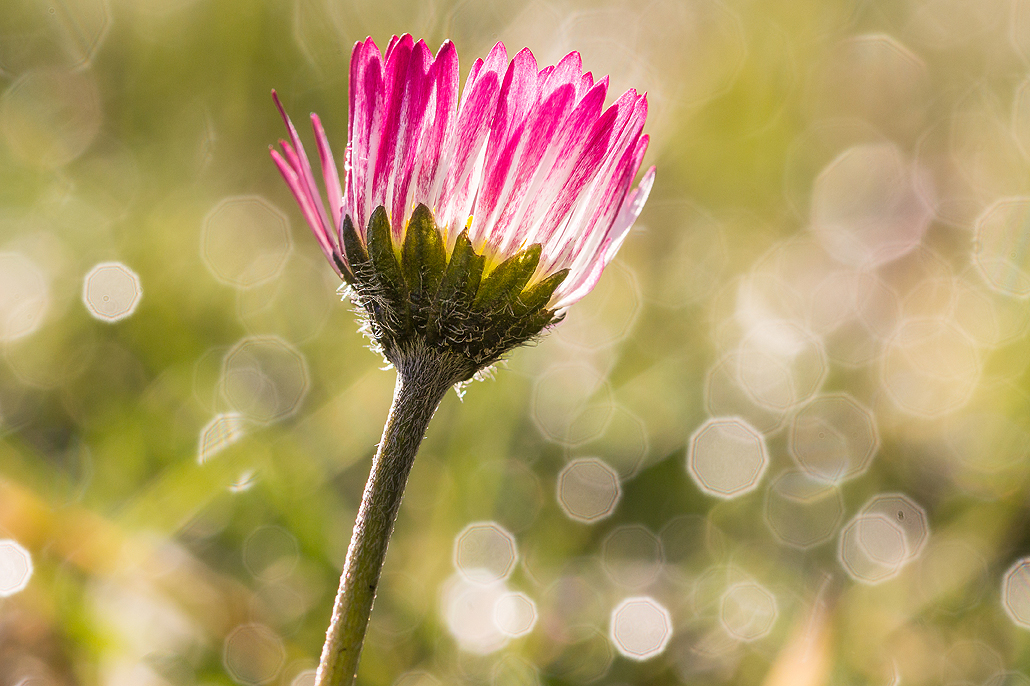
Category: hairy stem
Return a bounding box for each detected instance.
[315,348,457,686]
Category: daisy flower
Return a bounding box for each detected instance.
[272,34,653,378]
[269,36,654,686]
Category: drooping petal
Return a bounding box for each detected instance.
[273,91,332,238]
[603,144,654,267]
[270,145,341,277]
[311,113,343,236]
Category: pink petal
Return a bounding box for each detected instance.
[537,83,635,262]
[384,34,402,60]
[311,113,343,236]
[388,38,434,233]
[437,42,507,238]
[518,78,609,250]
[270,146,341,276]
[604,159,654,265]
[347,38,384,236]
[578,71,594,97]
[414,40,459,212]
[486,82,577,257]
[547,93,647,276]
[371,34,415,235]
[557,109,648,288]
[552,250,605,311]
[540,50,582,98]
[471,48,539,245]
[273,90,331,236]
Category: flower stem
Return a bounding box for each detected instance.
[315,348,458,686]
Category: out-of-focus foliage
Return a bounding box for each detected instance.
[1,0,1030,684]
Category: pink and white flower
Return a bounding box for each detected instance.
[271,34,653,313]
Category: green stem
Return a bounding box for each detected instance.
[315,348,458,686]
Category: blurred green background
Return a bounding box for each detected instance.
[3,0,1030,684]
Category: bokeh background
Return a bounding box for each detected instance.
[2,0,1030,684]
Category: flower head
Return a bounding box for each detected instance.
[271,35,653,380]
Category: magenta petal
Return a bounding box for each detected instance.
[415,40,459,211]
[472,48,539,239]
[545,95,647,277]
[270,147,341,276]
[273,37,653,307]
[487,83,577,256]
[541,51,582,97]
[438,43,507,236]
[273,91,331,235]
[564,118,648,275]
[578,71,594,97]
[311,113,343,234]
[384,34,402,61]
[552,250,605,311]
[514,80,610,251]
[604,159,654,266]
[387,38,433,232]
[372,34,415,235]
[348,39,384,234]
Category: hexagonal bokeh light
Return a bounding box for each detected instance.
[556,457,622,523]
[202,195,292,288]
[0,539,33,597]
[0,68,101,169]
[609,596,673,661]
[838,499,927,586]
[196,413,247,464]
[243,525,299,582]
[493,591,538,638]
[222,623,286,685]
[602,524,664,589]
[531,362,612,446]
[734,322,828,414]
[392,672,440,686]
[810,142,934,268]
[453,521,518,584]
[764,470,844,549]
[491,655,540,686]
[1002,557,1030,629]
[441,574,510,655]
[290,670,317,686]
[882,318,982,418]
[0,251,50,342]
[719,581,778,642]
[861,493,930,558]
[789,393,879,483]
[220,336,310,424]
[974,198,1030,298]
[687,416,769,498]
[82,261,143,322]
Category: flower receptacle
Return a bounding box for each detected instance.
[344,204,566,381]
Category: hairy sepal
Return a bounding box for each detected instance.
[366,206,413,339]
[344,206,567,378]
[427,230,484,345]
[402,204,447,333]
[472,244,542,313]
